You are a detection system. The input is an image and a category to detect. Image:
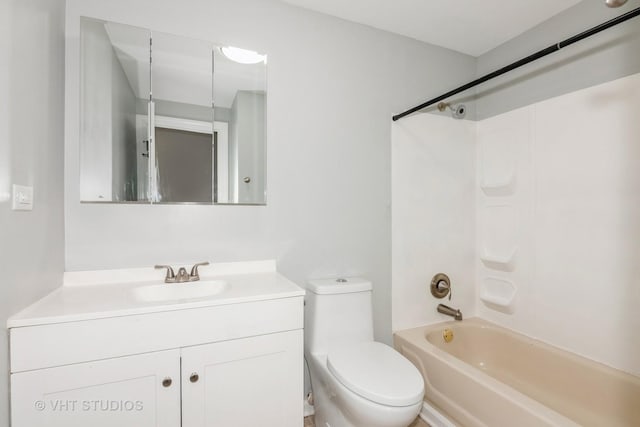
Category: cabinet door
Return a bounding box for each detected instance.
[182,330,303,427]
[11,349,181,427]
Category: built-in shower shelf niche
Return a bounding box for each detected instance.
[479,205,518,270]
[480,173,516,197]
[480,248,517,272]
[479,127,519,198]
[480,277,516,313]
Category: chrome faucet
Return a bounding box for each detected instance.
[155,262,210,283]
[437,304,463,321]
[175,267,190,282]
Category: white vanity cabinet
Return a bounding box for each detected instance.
[181,331,302,426]
[11,329,302,427]
[11,349,182,427]
[8,263,305,427]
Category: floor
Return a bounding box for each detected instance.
[409,418,430,427]
[303,415,429,427]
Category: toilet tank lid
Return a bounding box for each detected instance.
[306,277,372,295]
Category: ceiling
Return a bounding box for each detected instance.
[280,0,583,56]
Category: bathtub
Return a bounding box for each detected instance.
[393,318,640,427]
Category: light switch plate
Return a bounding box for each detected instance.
[12,184,33,211]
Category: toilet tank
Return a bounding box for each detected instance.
[304,277,374,356]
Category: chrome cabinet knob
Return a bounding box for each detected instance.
[162,377,172,388]
[190,373,199,383]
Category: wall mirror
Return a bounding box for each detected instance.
[79,17,267,205]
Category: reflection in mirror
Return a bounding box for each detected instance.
[80,18,150,202]
[147,31,216,203]
[215,47,266,204]
[79,18,267,204]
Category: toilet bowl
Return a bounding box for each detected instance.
[309,347,424,427]
[304,278,424,427]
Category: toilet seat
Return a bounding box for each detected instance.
[327,342,424,407]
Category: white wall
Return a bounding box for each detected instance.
[476,72,640,375]
[64,0,477,345]
[391,114,476,331]
[0,1,66,425]
[476,0,640,120]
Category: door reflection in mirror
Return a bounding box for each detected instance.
[79,17,266,205]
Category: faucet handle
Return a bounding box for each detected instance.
[430,273,452,300]
[155,265,176,281]
[189,261,210,280]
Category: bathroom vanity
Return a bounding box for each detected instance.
[7,261,304,427]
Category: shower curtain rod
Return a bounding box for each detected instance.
[392,6,640,121]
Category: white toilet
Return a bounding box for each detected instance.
[304,277,424,427]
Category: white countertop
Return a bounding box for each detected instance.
[8,260,305,328]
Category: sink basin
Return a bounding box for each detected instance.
[133,280,229,302]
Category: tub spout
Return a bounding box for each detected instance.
[437,304,463,321]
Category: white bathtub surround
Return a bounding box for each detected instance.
[394,318,640,427]
[476,107,533,315]
[392,72,640,379]
[476,72,640,377]
[8,260,305,426]
[391,114,476,331]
